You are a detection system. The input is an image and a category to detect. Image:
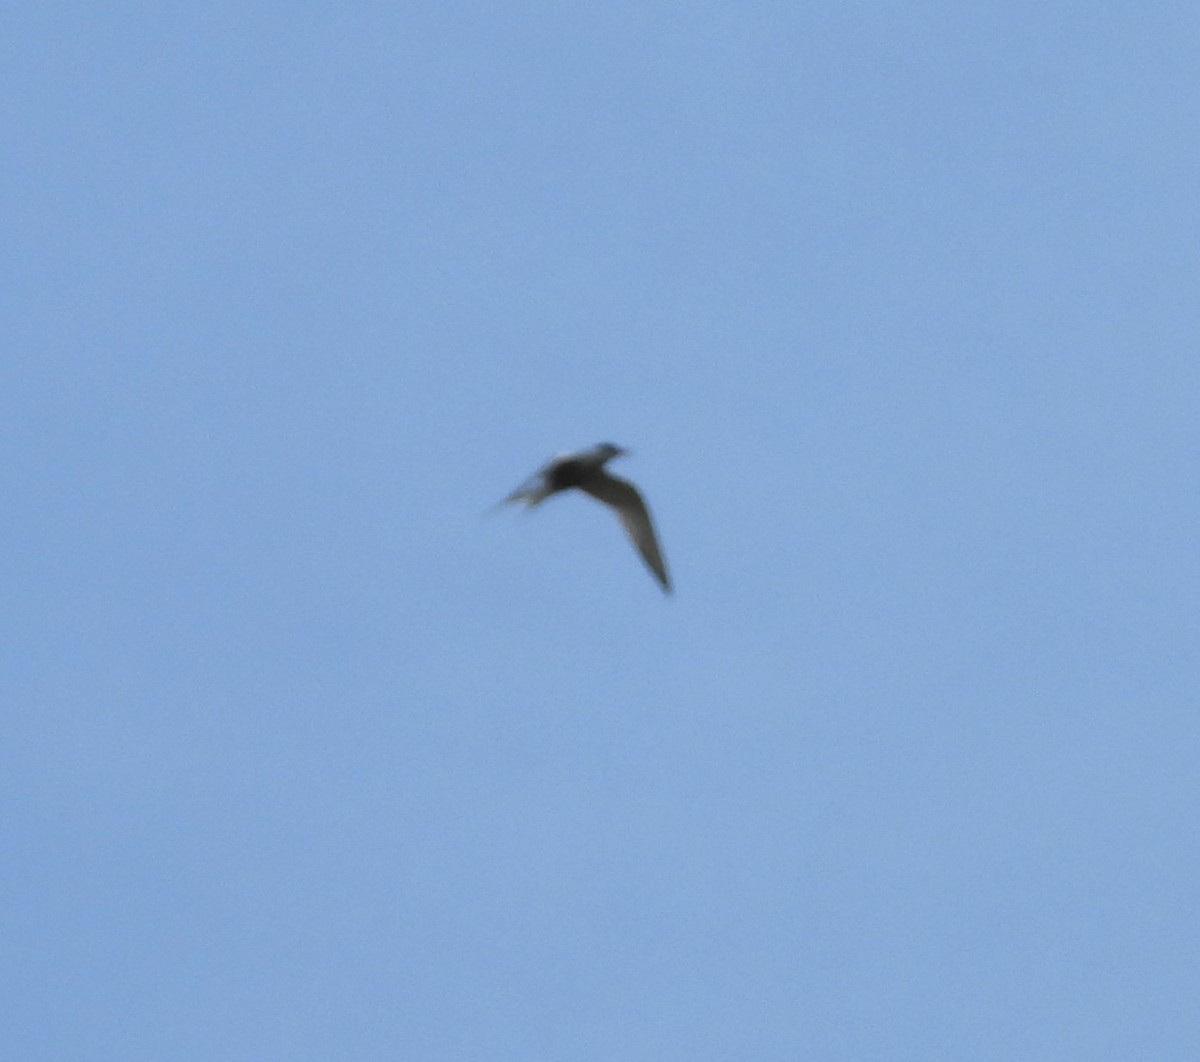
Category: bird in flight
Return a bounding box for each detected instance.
[497,443,671,593]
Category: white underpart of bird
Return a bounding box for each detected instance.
[498,443,672,593]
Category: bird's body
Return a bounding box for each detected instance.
[498,443,671,593]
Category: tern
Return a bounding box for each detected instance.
[498,443,671,593]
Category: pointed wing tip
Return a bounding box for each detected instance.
[647,563,672,594]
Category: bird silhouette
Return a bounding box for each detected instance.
[497,443,671,593]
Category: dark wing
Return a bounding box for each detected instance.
[580,471,671,593]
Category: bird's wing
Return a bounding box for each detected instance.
[580,471,671,592]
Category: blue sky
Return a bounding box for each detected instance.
[4,3,1198,1059]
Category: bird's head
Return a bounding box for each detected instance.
[594,442,627,463]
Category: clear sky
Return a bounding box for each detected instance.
[4,4,1198,1059]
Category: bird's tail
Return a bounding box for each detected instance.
[487,480,551,514]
